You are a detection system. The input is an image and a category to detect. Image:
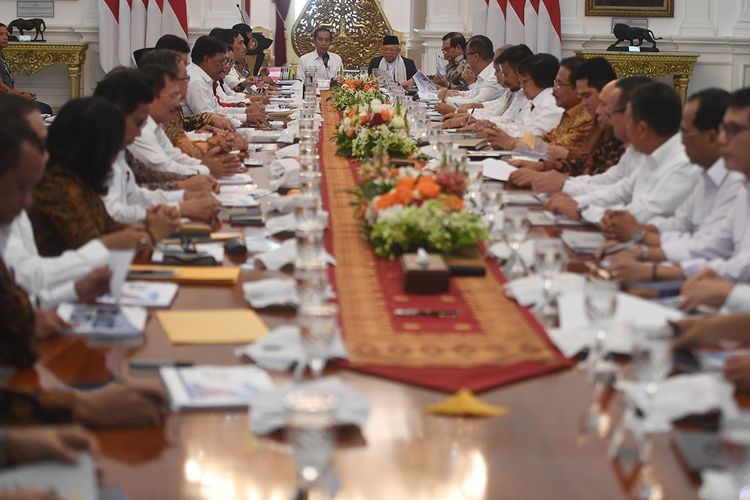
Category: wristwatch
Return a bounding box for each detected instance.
[632,229,646,244]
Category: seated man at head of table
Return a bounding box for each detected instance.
[444,44,532,128]
[474,53,564,149]
[603,88,750,287]
[0,117,167,429]
[0,23,52,115]
[545,81,701,225]
[139,49,247,177]
[434,35,504,115]
[186,35,267,127]
[367,35,417,87]
[594,89,747,284]
[517,75,651,195]
[95,67,220,225]
[296,26,343,82]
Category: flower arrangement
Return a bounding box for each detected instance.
[350,150,487,259]
[334,100,417,160]
[328,78,384,111]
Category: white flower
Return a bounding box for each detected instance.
[376,205,405,222]
[391,116,405,129]
[370,98,383,108]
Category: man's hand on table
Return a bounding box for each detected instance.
[443,114,470,129]
[72,381,167,428]
[531,170,568,194]
[507,168,543,189]
[594,240,642,261]
[146,205,181,242]
[34,309,71,340]
[434,102,456,115]
[5,425,96,465]
[680,269,735,312]
[203,147,242,178]
[606,254,652,284]
[544,193,580,220]
[600,210,639,241]
[179,195,220,223]
[177,174,216,194]
[74,267,112,304]
[208,113,235,131]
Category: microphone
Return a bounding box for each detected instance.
[236,4,248,24]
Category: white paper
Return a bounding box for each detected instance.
[237,129,283,143]
[216,192,260,207]
[57,303,147,338]
[488,240,535,268]
[560,230,606,254]
[161,365,275,410]
[481,158,517,181]
[99,281,178,308]
[107,249,135,300]
[502,192,543,205]
[0,452,97,500]
[275,143,300,159]
[505,272,586,307]
[435,54,448,77]
[218,173,254,185]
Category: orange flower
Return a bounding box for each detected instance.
[416,177,441,199]
[395,176,416,190]
[389,168,400,179]
[353,79,362,87]
[348,108,357,119]
[381,109,392,122]
[392,186,413,205]
[442,195,464,211]
[346,127,355,138]
[364,83,371,91]
[375,193,397,211]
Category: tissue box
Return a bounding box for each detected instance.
[400,253,450,294]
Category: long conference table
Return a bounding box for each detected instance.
[27,94,701,499]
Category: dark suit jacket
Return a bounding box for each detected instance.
[367,56,418,81]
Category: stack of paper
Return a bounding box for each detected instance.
[57,303,148,342]
[161,365,274,410]
[156,309,269,344]
[560,230,606,254]
[0,452,97,500]
[100,281,179,308]
[480,158,517,181]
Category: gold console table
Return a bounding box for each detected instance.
[576,50,699,104]
[4,42,88,99]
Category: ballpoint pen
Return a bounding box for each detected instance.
[393,308,459,318]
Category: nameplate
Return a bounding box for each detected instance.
[17,0,54,18]
[628,46,641,53]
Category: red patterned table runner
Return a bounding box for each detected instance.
[319,92,570,392]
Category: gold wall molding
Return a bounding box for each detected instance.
[4,42,88,99]
[576,50,699,104]
[291,0,393,68]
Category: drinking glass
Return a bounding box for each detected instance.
[295,261,329,307]
[584,279,618,381]
[294,193,322,231]
[631,325,673,500]
[299,302,339,378]
[502,207,529,279]
[300,171,322,197]
[720,411,750,500]
[465,163,483,211]
[284,389,337,492]
[482,183,504,231]
[427,122,442,156]
[533,238,567,323]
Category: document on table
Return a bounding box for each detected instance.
[560,230,606,254]
[480,158,516,181]
[435,54,448,77]
[156,309,269,344]
[414,70,440,100]
[161,365,274,410]
[57,303,147,339]
[128,265,240,285]
[99,281,179,308]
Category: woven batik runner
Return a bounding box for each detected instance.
[319,93,570,392]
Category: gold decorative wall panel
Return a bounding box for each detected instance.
[576,50,699,104]
[4,42,88,99]
[291,0,393,68]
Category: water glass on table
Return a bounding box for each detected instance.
[284,389,338,493]
[294,193,322,231]
[465,163,483,211]
[502,207,529,279]
[295,261,329,307]
[533,238,567,323]
[299,302,339,379]
[584,279,618,381]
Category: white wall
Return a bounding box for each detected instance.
[5,0,750,108]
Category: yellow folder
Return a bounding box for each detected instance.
[156,309,269,344]
[129,265,240,285]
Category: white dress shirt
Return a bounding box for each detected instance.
[576,133,701,224]
[185,64,245,125]
[680,182,750,280]
[3,212,109,307]
[224,66,243,91]
[103,151,185,224]
[496,87,563,138]
[128,116,210,177]
[296,51,343,81]
[447,62,503,106]
[562,145,642,197]
[725,284,750,313]
[475,90,527,125]
[651,159,745,264]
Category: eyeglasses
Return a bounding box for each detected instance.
[607,107,625,118]
[553,79,572,88]
[720,121,750,139]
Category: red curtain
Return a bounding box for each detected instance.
[274,0,292,65]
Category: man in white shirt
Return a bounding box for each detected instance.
[434,35,503,113]
[185,35,266,126]
[595,89,747,283]
[209,28,269,106]
[442,44,532,129]
[477,53,564,147]
[296,27,343,81]
[546,82,701,225]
